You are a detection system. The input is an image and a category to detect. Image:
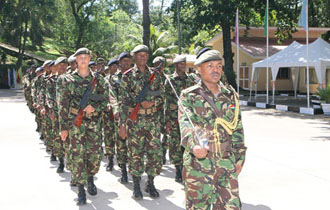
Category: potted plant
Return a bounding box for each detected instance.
[316,86,330,115]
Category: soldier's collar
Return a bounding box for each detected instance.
[173,71,187,79]
[199,80,229,95]
[134,64,151,74]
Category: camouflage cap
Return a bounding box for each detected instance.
[55,57,68,65]
[131,44,149,55]
[42,60,52,67]
[97,57,105,64]
[74,47,90,57]
[194,50,222,66]
[108,59,118,66]
[152,56,165,64]
[118,52,131,61]
[173,55,186,64]
[68,55,76,63]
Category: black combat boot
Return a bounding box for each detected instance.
[119,164,128,184]
[50,153,57,161]
[106,155,114,171]
[145,175,159,198]
[40,133,44,140]
[175,165,183,183]
[162,149,166,165]
[87,176,97,196]
[36,126,39,132]
[76,184,86,205]
[132,176,143,200]
[56,157,65,173]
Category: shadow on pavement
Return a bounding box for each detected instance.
[242,203,272,210]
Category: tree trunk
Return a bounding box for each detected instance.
[142,0,150,49]
[221,21,236,88]
[16,8,29,71]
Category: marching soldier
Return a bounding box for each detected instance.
[164,55,196,183]
[109,52,132,183]
[66,55,77,74]
[118,45,164,200]
[31,66,45,134]
[178,50,247,209]
[59,48,109,205]
[103,59,118,171]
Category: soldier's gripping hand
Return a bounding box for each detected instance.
[141,101,155,109]
[119,124,127,139]
[193,145,208,159]
[83,104,95,114]
[60,130,68,141]
[166,122,171,134]
[41,108,46,115]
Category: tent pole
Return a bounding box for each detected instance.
[306,0,310,108]
[266,0,269,104]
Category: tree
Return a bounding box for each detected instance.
[142,0,151,48]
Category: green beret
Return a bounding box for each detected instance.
[55,57,67,65]
[173,55,186,64]
[194,50,222,66]
[42,60,52,67]
[97,57,105,64]
[74,47,90,57]
[152,56,165,64]
[68,55,76,63]
[131,44,149,54]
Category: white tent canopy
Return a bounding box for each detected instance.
[250,38,330,103]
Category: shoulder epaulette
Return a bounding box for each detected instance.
[181,84,200,95]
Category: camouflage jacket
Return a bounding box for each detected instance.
[31,73,45,105]
[164,71,197,123]
[58,69,109,131]
[108,70,123,115]
[38,73,51,108]
[179,80,247,169]
[118,64,164,126]
[44,74,58,114]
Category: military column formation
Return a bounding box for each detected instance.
[23,45,246,209]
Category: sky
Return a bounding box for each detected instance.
[137,0,174,11]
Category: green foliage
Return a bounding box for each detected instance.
[317,86,330,103]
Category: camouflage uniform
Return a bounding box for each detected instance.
[164,72,196,166]
[23,72,33,112]
[58,69,108,185]
[179,81,247,210]
[103,73,116,158]
[31,73,45,138]
[118,65,164,177]
[109,70,128,165]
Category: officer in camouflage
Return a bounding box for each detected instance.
[59,48,109,205]
[164,55,196,183]
[109,52,132,184]
[103,58,118,171]
[118,45,163,200]
[179,49,247,209]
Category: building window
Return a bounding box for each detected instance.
[277,68,290,80]
[239,66,249,89]
[305,68,318,84]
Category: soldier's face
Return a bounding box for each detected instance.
[109,64,118,74]
[134,52,149,66]
[76,54,90,69]
[175,61,186,74]
[57,63,68,75]
[70,62,77,70]
[119,57,132,71]
[51,65,57,74]
[197,60,223,84]
[44,65,51,74]
[154,62,164,74]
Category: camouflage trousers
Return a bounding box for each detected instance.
[103,113,116,156]
[115,119,128,165]
[52,118,65,158]
[126,114,163,177]
[168,119,184,165]
[43,114,54,150]
[183,155,241,210]
[64,138,72,171]
[69,118,103,185]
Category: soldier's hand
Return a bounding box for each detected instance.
[60,130,68,141]
[141,101,155,109]
[84,105,95,114]
[119,124,127,139]
[193,145,208,159]
[41,108,46,115]
[50,114,56,121]
[114,112,119,120]
[236,164,242,175]
[166,122,171,134]
[33,103,37,108]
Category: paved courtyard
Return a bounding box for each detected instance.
[0,89,329,210]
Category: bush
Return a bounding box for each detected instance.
[316,85,330,103]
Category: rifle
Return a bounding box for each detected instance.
[73,65,104,128]
[129,61,163,121]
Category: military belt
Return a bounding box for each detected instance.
[129,107,157,115]
[70,107,99,118]
[169,104,178,110]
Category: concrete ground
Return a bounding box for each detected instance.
[0,89,329,210]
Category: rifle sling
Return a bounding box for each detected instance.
[197,89,221,117]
